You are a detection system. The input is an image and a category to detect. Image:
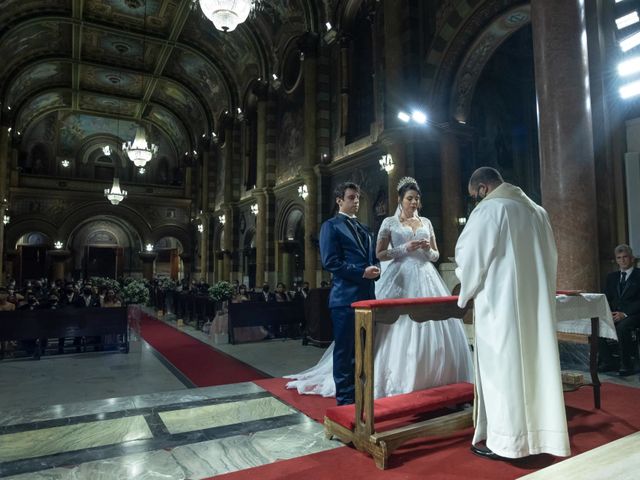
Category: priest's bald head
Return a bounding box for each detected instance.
[468,167,504,202]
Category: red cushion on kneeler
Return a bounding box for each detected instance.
[351,296,459,309]
[325,382,474,431]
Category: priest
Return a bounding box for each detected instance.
[455,167,570,460]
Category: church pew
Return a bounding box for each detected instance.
[324,296,474,469]
[0,307,129,359]
[227,301,304,344]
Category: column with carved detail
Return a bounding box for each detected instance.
[198,213,209,282]
[139,251,157,282]
[0,127,9,283]
[254,84,268,287]
[302,34,320,288]
[531,0,599,290]
[48,249,71,283]
[439,127,467,259]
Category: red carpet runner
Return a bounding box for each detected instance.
[213,382,640,480]
[139,312,268,386]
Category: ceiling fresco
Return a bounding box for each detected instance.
[16,91,70,131]
[6,61,71,108]
[0,0,325,160]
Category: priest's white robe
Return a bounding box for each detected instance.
[455,182,570,459]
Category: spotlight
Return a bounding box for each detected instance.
[620,79,640,98]
[616,11,639,30]
[397,111,411,123]
[411,110,427,124]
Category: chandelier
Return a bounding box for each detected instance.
[104,177,127,205]
[198,0,257,32]
[123,125,157,168]
[298,184,309,200]
[379,153,394,173]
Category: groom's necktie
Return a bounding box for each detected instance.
[347,217,367,247]
[619,271,627,295]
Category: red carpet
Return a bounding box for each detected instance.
[211,382,640,480]
[139,312,268,386]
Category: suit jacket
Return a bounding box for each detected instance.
[320,214,377,308]
[74,294,101,308]
[604,268,640,317]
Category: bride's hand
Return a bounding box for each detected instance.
[420,238,431,250]
[406,240,424,252]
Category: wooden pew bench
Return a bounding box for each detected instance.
[324,296,473,469]
[0,307,129,359]
[227,301,304,344]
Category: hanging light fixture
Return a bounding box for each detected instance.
[298,184,309,200]
[218,214,226,224]
[123,125,157,167]
[250,203,259,215]
[54,241,63,250]
[102,145,112,156]
[3,214,9,225]
[104,177,127,205]
[198,0,258,32]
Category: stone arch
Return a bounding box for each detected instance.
[5,217,58,250]
[58,202,152,251]
[423,1,527,119]
[276,200,305,242]
[448,5,531,123]
[149,225,192,254]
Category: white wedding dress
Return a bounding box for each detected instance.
[286,215,473,399]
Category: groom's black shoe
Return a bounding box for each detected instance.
[470,444,501,460]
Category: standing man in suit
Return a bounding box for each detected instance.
[320,181,380,405]
[599,244,640,376]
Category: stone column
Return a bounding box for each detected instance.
[302,34,319,288]
[254,86,268,287]
[531,0,599,290]
[48,250,71,283]
[198,214,209,282]
[179,253,191,281]
[139,252,157,282]
[439,128,465,259]
[221,205,233,282]
[0,127,9,283]
[254,189,267,286]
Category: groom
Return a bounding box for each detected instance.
[319,181,380,405]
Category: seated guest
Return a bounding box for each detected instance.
[0,287,16,311]
[102,289,121,308]
[234,285,250,303]
[599,244,640,376]
[75,284,100,308]
[259,283,275,302]
[320,280,329,288]
[274,282,291,302]
[295,281,310,300]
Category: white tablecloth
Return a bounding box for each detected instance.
[556,293,617,340]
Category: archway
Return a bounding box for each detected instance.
[276,205,305,289]
[67,216,142,281]
[153,237,184,281]
[15,231,52,285]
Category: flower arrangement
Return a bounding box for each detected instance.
[157,277,177,291]
[208,281,235,302]
[122,279,150,305]
[90,276,121,293]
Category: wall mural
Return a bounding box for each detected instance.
[79,93,139,117]
[146,104,189,154]
[153,79,207,134]
[81,28,161,70]
[6,61,71,108]
[83,0,177,35]
[17,92,68,131]
[0,22,70,76]
[276,92,304,184]
[260,0,307,38]
[166,48,230,114]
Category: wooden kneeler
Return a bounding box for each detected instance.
[323,296,474,469]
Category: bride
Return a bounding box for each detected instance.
[286,177,473,399]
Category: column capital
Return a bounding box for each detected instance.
[47,249,71,260]
[139,252,157,263]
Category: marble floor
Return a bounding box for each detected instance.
[2,312,640,479]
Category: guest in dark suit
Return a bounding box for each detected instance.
[320,181,380,405]
[600,244,640,376]
[259,283,275,302]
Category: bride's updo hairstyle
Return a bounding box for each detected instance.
[397,176,421,200]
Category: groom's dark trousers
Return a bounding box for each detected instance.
[320,214,377,405]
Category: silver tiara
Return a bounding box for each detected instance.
[397,176,418,191]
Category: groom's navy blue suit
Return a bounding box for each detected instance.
[319,213,377,405]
